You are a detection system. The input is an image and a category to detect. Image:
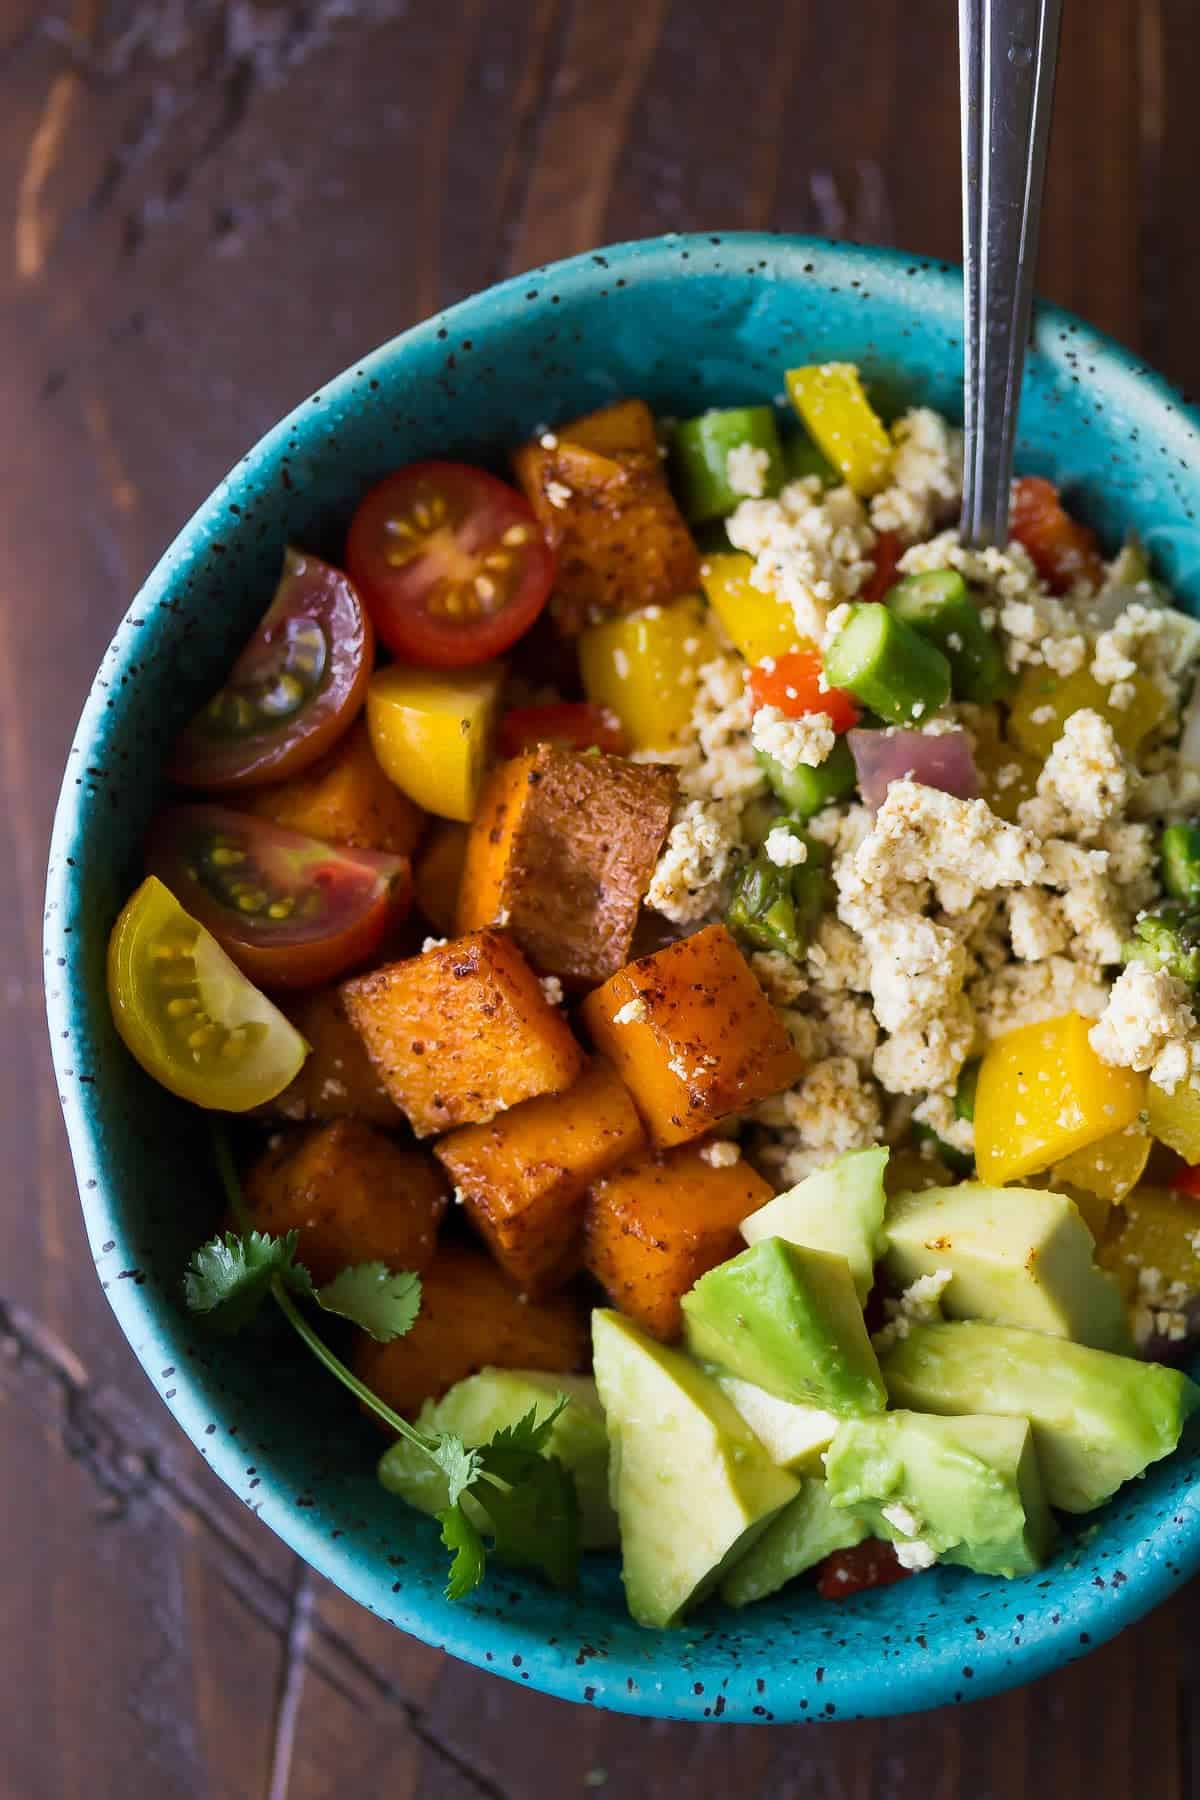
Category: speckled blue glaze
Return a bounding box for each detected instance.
[45,234,1200,1723]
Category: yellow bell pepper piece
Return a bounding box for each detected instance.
[699,552,802,665]
[365,662,502,822]
[578,597,719,751]
[1008,665,1168,761]
[975,1012,1146,1185]
[785,363,892,496]
[1051,1123,1151,1205]
[1096,1186,1200,1304]
[1147,1077,1200,1163]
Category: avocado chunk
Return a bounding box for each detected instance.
[824,1410,1057,1577]
[715,1373,839,1472]
[882,1321,1200,1512]
[720,1478,868,1607]
[884,1182,1130,1351]
[741,1146,888,1301]
[378,1368,617,1549]
[681,1237,887,1415]
[591,1309,800,1627]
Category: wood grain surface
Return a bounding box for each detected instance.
[4,1,1200,1794]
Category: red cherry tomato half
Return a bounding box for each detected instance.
[346,461,555,668]
[145,805,410,990]
[1010,476,1105,595]
[497,701,628,759]
[170,549,374,790]
[860,527,904,604]
[748,649,860,731]
[1171,1163,1200,1199]
[815,1540,913,1601]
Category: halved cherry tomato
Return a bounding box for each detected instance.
[170,548,373,790]
[107,876,308,1109]
[1170,1163,1200,1199]
[815,1540,913,1600]
[497,701,628,759]
[145,806,410,990]
[748,648,861,731]
[1010,475,1104,594]
[860,527,904,604]
[346,461,554,668]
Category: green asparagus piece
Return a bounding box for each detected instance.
[670,406,785,523]
[1161,822,1200,903]
[1125,901,1200,987]
[910,1120,973,1177]
[726,825,830,963]
[757,736,857,817]
[823,603,953,726]
[884,570,1013,704]
[954,1057,981,1124]
[781,429,839,487]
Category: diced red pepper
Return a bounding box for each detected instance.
[815,1540,913,1600]
[748,649,860,731]
[497,701,628,759]
[1009,476,1104,594]
[860,528,904,604]
[1170,1162,1200,1199]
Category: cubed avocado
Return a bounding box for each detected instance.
[715,1373,839,1472]
[720,1478,868,1607]
[884,1182,1130,1351]
[378,1368,617,1549]
[882,1321,1200,1512]
[681,1237,887,1415]
[740,1145,889,1301]
[591,1309,800,1628]
[824,1410,1057,1578]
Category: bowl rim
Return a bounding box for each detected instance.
[44,229,1200,1723]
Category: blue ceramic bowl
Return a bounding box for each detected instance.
[45,233,1200,1723]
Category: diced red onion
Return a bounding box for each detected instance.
[848,727,980,811]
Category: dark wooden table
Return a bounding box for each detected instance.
[5,2,1200,1794]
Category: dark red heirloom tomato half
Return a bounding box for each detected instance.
[170,548,374,791]
[497,701,628,759]
[145,805,410,990]
[345,461,555,668]
[815,1540,913,1601]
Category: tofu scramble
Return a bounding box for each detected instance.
[107,365,1200,1627]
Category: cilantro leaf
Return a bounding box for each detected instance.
[426,1431,484,1507]
[183,1229,313,1334]
[315,1264,422,1342]
[478,1399,568,1476]
[471,1453,579,1591]
[439,1502,487,1600]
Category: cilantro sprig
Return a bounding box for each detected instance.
[190,1128,578,1602]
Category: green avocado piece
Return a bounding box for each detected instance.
[715,1373,839,1472]
[883,1182,1130,1351]
[824,1410,1057,1578]
[741,1146,889,1301]
[720,1478,867,1607]
[591,1310,800,1628]
[881,1321,1200,1512]
[681,1238,887,1416]
[377,1368,617,1549]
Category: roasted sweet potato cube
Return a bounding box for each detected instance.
[413,821,469,936]
[456,745,676,985]
[340,930,584,1137]
[352,1241,589,1414]
[435,1060,644,1295]
[245,1119,447,1283]
[243,720,425,856]
[513,400,700,634]
[262,985,406,1127]
[581,923,805,1146]
[584,1141,774,1341]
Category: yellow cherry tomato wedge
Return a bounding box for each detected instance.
[366,661,503,821]
[107,877,308,1111]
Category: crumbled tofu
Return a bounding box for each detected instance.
[912,1091,974,1156]
[1007,888,1069,962]
[751,704,835,770]
[1131,754,1200,820]
[725,442,771,499]
[1018,710,1129,842]
[764,826,809,867]
[881,1501,922,1538]
[645,797,743,924]
[1089,962,1200,1090]
[668,654,767,805]
[872,1267,953,1353]
[815,991,879,1071]
[699,1139,742,1168]
[893,1538,939,1571]
[539,975,564,1007]
[822,601,853,650]
[873,994,976,1095]
[972,955,1109,1040]
[863,914,968,1036]
[749,949,810,1008]
[727,476,876,643]
[806,916,873,993]
[869,408,963,541]
[613,996,649,1026]
[754,1055,884,1153]
[1091,599,1200,711]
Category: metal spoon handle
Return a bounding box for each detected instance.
[959,0,1063,547]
